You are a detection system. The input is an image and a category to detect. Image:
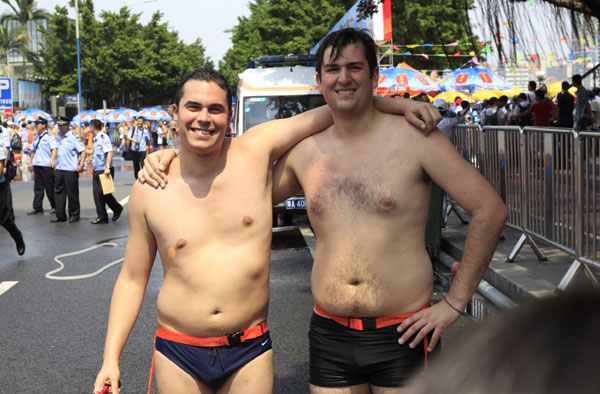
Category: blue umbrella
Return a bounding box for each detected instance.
[15,108,53,123]
[72,109,105,124]
[138,106,172,121]
[438,67,513,92]
[106,108,138,123]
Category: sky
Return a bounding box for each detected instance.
[1,0,252,63]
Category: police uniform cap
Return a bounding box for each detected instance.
[35,118,48,125]
[56,115,71,126]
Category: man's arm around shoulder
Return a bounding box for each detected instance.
[93,182,157,394]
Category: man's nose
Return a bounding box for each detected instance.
[338,67,351,83]
[196,108,210,123]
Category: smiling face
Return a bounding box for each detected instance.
[316,42,378,115]
[173,79,231,154]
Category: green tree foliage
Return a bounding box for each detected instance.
[35,0,212,109]
[358,0,479,70]
[219,0,356,89]
[1,0,49,77]
[0,23,35,77]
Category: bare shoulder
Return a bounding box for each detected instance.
[378,111,424,135]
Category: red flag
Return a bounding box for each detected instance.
[383,0,392,41]
[453,51,461,56]
[531,54,538,63]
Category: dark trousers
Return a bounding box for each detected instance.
[92,168,122,221]
[33,165,55,212]
[0,180,21,242]
[54,169,80,220]
[131,151,146,180]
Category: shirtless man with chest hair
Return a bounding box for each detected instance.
[94,67,439,394]
[270,29,507,393]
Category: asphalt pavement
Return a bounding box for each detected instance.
[0,156,476,394]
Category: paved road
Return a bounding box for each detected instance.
[0,158,476,394]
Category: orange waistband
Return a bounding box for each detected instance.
[314,304,429,330]
[155,321,268,347]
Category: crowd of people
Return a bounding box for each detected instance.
[410,75,600,132]
[0,113,178,255]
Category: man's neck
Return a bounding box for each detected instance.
[329,100,377,138]
[178,140,227,179]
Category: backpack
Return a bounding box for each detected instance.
[483,108,499,125]
[517,102,534,127]
[10,133,22,151]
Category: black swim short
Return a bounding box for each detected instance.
[309,312,440,388]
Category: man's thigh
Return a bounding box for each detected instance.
[217,349,273,394]
[310,384,406,394]
[154,350,212,394]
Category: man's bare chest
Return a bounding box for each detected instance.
[298,153,426,217]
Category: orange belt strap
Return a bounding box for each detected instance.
[314,304,429,330]
[156,321,268,347]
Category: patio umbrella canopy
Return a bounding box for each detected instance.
[14,108,53,123]
[106,108,138,123]
[438,67,513,92]
[72,109,105,124]
[138,107,172,121]
[377,67,440,97]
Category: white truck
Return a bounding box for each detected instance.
[233,55,326,226]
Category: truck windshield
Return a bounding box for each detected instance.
[243,95,326,132]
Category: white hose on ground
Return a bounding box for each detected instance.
[46,242,124,281]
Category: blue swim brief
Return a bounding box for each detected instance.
[155,327,272,389]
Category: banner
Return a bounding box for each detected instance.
[18,80,42,109]
[311,0,391,55]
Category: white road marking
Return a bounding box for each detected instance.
[0,281,18,296]
[107,195,130,214]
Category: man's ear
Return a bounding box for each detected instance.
[371,66,379,90]
[172,103,178,122]
[316,72,322,94]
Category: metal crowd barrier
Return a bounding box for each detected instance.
[451,125,600,290]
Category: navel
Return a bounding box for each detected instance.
[349,279,361,286]
[242,216,254,227]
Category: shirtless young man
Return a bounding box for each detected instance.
[272,29,507,393]
[93,68,439,394]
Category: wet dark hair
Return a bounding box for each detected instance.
[528,80,537,89]
[90,119,103,131]
[174,67,233,112]
[562,81,570,91]
[315,28,379,79]
[572,74,583,85]
[518,93,527,100]
[499,95,508,103]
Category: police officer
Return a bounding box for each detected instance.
[90,119,123,224]
[52,116,85,223]
[28,118,57,215]
[127,115,151,179]
[0,129,25,255]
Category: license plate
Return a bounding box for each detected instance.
[285,197,306,209]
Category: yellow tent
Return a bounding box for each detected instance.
[472,89,501,101]
[546,81,577,97]
[434,91,470,102]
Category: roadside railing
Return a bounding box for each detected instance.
[451,124,600,290]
